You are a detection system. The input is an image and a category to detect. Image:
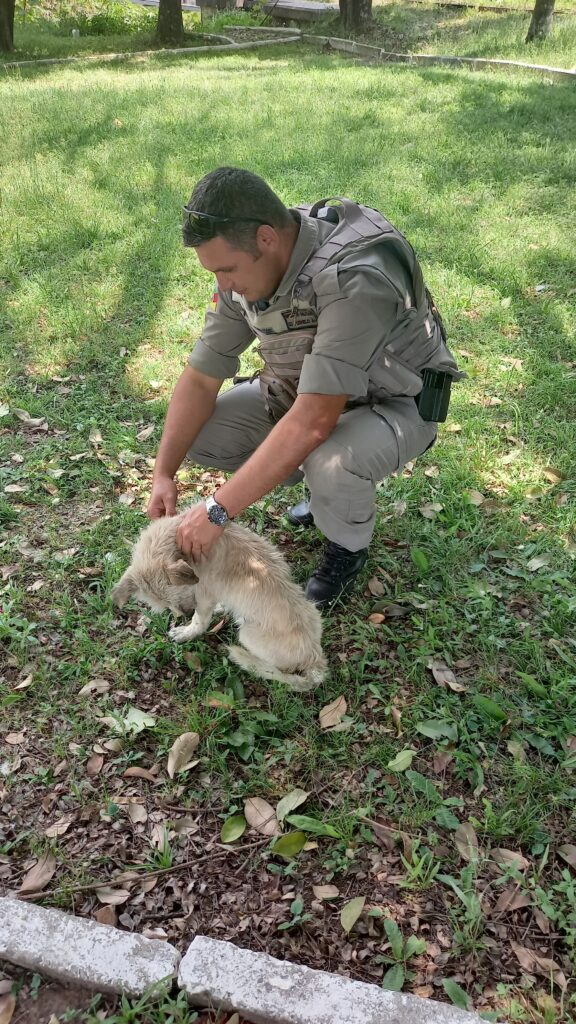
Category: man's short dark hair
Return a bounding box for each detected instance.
[182,167,293,251]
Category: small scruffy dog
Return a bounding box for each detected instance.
[112,508,327,692]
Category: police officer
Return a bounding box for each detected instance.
[147,167,463,610]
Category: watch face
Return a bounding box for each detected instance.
[207,501,228,527]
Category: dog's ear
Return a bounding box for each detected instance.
[112,570,137,608]
[167,559,199,586]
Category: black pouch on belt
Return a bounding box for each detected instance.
[415,368,453,423]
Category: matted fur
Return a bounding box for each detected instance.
[112,507,327,692]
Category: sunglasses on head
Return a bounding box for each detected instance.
[182,208,265,239]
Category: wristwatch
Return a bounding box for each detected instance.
[205,494,231,528]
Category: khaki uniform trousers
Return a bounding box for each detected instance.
[188,381,437,552]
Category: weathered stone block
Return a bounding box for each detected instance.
[0,898,180,997]
[179,935,487,1024]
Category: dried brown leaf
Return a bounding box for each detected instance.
[492,887,531,916]
[244,797,281,837]
[167,732,200,779]
[45,815,75,839]
[123,767,158,783]
[558,844,576,868]
[491,848,529,872]
[312,884,340,900]
[20,853,57,894]
[0,994,16,1024]
[86,753,104,777]
[454,823,480,862]
[95,886,131,906]
[367,576,385,597]
[94,906,117,926]
[319,695,347,730]
[127,801,148,824]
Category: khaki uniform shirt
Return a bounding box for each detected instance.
[188,209,455,404]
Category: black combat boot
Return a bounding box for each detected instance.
[305,541,369,610]
[286,499,314,528]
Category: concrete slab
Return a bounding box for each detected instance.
[0,899,180,997]
[179,935,487,1024]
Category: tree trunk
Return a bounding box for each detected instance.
[0,0,16,52]
[339,0,372,31]
[156,0,184,45]
[525,0,555,40]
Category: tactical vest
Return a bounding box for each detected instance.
[234,198,462,421]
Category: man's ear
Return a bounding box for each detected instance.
[167,559,199,586]
[112,570,137,608]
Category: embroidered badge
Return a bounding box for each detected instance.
[209,290,218,313]
[283,308,317,331]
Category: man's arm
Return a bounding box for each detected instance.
[176,392,347,559]
[148,366,223,518]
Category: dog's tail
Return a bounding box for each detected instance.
[227,645,325,692]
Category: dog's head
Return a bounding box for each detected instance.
[112,517,199,618]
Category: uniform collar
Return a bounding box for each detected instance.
[270,210,334,302]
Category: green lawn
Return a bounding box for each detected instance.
[1,43,576,1023]
[360,1,576,67]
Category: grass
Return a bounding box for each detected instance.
[359,1,576,67]
[1,30,576,1024]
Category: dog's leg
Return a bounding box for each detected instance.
[169,595,215,642]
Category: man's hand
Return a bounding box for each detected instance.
[147,476,178,519]
[176,503,224,562]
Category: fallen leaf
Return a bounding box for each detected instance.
[368,613,385,625]
[319,695,347,730]
[0,403,10,417]
[313,884,340,900]
[94,906,117,926]
[167,732,200,779]
[136,424,155,441]
[558,844,576,868]
[244,797,281,837]
[13,408,47,428]
[454,822,480,862]
[127,801,148,824]
[340,896,366,934]
[118,492,136,506]
[78,678,110,697]
[387,749,415,772]
[492,887,531,915]
[4,483,26,493]
[123,707,156,734]
[86,753,104,777]
[45,815,75,838]
[543,467,565,484]
[89,428,103,445]
[123,767,158,783]
[0,994,16,1024]
[271,832,307,858]
[464,489,485,506]
[95,886,131,906]
[20,853,57,894]
[13,674,33,691]
[527,554,550,572]
[491,848,529,872]
[446,423,462,433]
[220,815,247,843]
[428,659,465,691]
[533,908,551,933]
[419,501,443,519]
[367,576,385,597]
[5,731,26,745]
[276,788,309,823]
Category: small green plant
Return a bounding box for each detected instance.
[277,896,312,931]
[79,982,199,1024]
[398,840,442,890]
[438,864,485,953]
[373,917,426,990]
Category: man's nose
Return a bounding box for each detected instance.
[216,273,232,291]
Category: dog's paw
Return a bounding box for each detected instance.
[169,624,194,643]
